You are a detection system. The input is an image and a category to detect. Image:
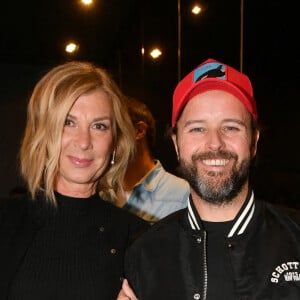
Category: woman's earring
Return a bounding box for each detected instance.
[111,150,116,165]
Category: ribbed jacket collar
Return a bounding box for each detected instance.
[187,189,255,238]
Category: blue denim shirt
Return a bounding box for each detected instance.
[123,160,190,224]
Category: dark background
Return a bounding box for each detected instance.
[0,0,299,207]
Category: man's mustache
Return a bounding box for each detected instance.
[191,150,238,162]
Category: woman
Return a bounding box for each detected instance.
[0,61,148,300]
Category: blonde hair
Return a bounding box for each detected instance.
[20,61,135,205]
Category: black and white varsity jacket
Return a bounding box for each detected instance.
[124,189,300,300]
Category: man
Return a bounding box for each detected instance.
[107,96,190,224]
[118,58,300,299]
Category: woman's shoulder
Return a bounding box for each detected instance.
[94,195,149,226]
[0,194,29,210]
[0,194,30,225]
[92,196,149,245]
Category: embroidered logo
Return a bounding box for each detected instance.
[271,261,300,283]
[193,62,226,83]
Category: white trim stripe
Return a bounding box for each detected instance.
[227,191,255,238]
[237,203,255,235]
[188,213,197,230]
[188,198,200,230]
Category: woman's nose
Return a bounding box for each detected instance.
[75,128,92,150]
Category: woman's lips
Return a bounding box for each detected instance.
[68,156,93,167]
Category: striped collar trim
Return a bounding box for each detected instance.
[187,191,255,237]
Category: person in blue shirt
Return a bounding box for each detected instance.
[102,96,189,224]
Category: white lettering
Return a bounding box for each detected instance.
[271,278,279,283]
[276,266,284,274]
[284,272,300,281]
[271,261,300,284]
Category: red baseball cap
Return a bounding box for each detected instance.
[172,58,257,127]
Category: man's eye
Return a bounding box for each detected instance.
[225,126,239,131]
[190,127,204,132]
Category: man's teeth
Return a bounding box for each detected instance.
[203,159,229,166]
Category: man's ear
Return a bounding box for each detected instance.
[171,133,179,158]
[135,121,148,140]
[251,129,260,158]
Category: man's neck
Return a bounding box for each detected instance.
[124,150,155,191]
[191,184,249,222]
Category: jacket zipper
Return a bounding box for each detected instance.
[202,230,208,300]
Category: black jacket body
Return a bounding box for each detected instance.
[125,191,300,300]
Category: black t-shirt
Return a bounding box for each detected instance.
[202,219,236,299]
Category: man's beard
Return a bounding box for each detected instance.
[177,150,250,205]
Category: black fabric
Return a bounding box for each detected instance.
[124,200,300,300]
[202,220,235,299]
[0,192,149,300]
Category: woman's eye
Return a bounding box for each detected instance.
[93,123,108,130]
[64,118,74,126]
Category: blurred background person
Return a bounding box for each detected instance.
[102,96,189,224]
[0,61,148,300]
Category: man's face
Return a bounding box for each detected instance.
[172,89,259,205]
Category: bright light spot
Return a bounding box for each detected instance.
[65,43,79,54]
[81,0,93,5]
[150,48,162,59]
[141,47,145,55]
[192,5,202,14]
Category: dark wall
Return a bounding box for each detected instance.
[0,64,49,198]
[1,58,300,210]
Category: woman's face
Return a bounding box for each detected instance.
[56,89,114,197]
